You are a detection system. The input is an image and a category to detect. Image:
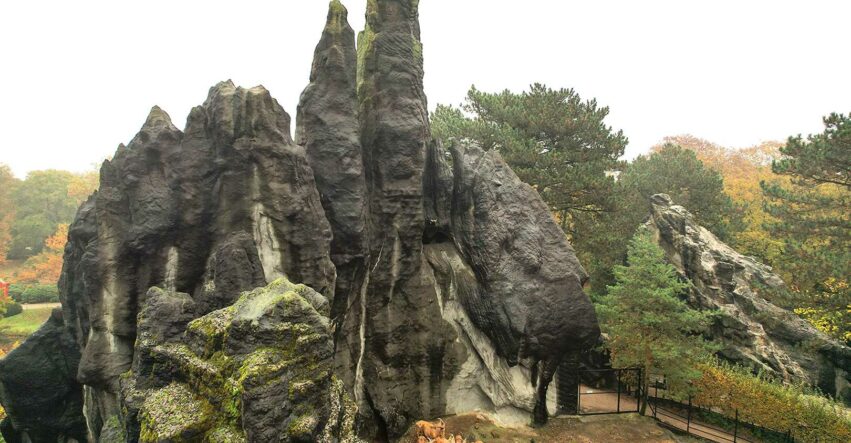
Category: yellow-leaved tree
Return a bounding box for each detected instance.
[656,136,788,272]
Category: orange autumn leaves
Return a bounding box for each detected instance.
[653,135,787,267]
[14,224,68,284]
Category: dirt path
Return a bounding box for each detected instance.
[400,412,699,442]
[654,405,750,442]
[578,385,751,443]
[579,385,639,414]
[22,302,61,310]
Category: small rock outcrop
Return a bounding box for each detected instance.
[0,310,87,443]
[646,194,851,402]
[0,1,601,441]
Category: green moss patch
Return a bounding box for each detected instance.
[205,425,246,443]
[139,383,214,442]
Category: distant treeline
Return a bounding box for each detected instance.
[0,165,99,285]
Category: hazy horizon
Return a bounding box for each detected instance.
[2,0,850,178]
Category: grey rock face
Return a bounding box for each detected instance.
[296,1,369,374]
[449,144,600,361]
[0,310,87,443]
[647,194,851,402]
[54,81,334,440]
[445,143,600,424]
[349,0,463,438]
[0,1,602,441]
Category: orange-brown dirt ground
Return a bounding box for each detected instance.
[399,412,705,443]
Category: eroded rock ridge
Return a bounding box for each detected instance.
[647,194,850,402]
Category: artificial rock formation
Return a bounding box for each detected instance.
[647,194,851,402]
[0,1,601,441]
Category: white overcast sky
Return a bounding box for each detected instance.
[1,0,850,178]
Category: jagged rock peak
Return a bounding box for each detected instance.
[296,0,367,328]
[141,105,176,130]
[647,194,850,403]
[195,80,294,145]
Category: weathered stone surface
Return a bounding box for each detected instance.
[424,243,557,425]
[348,0,464,438]
[449,144,599,361]
[445,143,600,424]
[296,2,370,400]
[0,310,87,443]
[51,80,335,440]
[647,194,851,402]
[121,279,360,443]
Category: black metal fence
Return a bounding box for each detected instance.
[577,367,641,415]
[567,369,843,442]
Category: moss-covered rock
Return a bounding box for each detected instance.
[139,383,214,442]
[121,277,357,443]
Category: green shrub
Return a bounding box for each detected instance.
[20,285,59,304]
[3,302,23,318]
[8,284,28,303]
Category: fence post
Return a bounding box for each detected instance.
[686,395,692,433]
[652,389,657,419]
[635,368,647,414]
[616,370,622,413]
[733,409,738,443]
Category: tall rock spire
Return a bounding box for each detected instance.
[354,0,459,438]
[358,0,430,271]
[296,0,370,403]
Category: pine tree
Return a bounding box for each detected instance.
[431,83,627,239]
[596,227,717,414]
[762,113,850,342]
[587,144,738,294]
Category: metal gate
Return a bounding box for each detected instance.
[577,367,641,415]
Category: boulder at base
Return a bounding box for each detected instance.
[0,309,87,443]
[120,278,361,443]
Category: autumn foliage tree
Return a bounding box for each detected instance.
[3,165,98,264]
[14,223,68,284]
[0,164,18,265]
[8,170,79,259]
[658,135,786,266]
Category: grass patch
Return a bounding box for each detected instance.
[0,306,53,337]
